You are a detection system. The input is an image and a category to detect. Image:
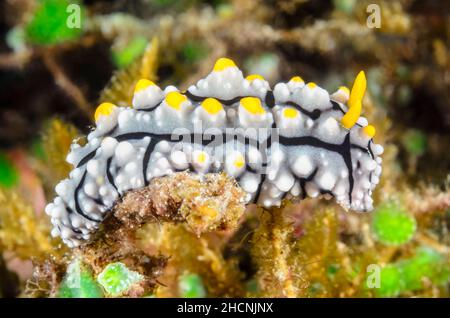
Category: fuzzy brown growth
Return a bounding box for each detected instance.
[107,171,245,237]
[71,172,245,296]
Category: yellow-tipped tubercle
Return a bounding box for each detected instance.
[246,74,265,81]
[134,79,155,94]
[290,76,304,83]
[201,98,223,115]
[240,97,265,115]
[363,125,376,138]
[339,86,350,96]
[213,57,237,72]
[307,82,317,88]
[165,91,187,110]
[283,108,298,119]
[196,152,207,164]
[94,103,115,122]
[234,154,245,168]
[341,71,366,129]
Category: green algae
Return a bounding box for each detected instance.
[97,262,144,297]
[25,0,84,45]
[178,273,206,298]
[0,152,19,189]
[57,259,103,298]
[372,201,416,246]
[368,247,449,297]
[182,41,209,64]
[376,265,404,297]
[112,36,148,69]
[400,247,449,291]
[402,129,427,157]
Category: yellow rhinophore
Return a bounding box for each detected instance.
[165,91,187,110]
[134,79,155,94]
[290,76,304,83]
[341,71,366,129]
[246,74,265,81]
[306,82,317,89]
[283,107,298,119]
[363,124,376,138]
[94,103,115,122]
[201,98,223,115]
[213,57,237,72]
[240,97,265,115]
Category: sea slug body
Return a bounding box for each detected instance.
[45,58,383,247]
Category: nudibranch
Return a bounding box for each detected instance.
[45,58,383,247]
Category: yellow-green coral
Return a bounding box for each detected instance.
[0,190,63,260]
[40,118,79,188]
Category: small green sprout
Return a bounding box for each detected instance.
[333,0,357,14]
[245,279,259,294]
[182,41,209,64]
[31,138,47,161]
[97,262,144,297]
[401,129,427,157]
[327,264,340,278]
[372,201,416,246]
[178,273,206,298]
[57,259,103,298]
[112,36,148,69]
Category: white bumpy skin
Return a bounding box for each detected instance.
[45,58,383,247]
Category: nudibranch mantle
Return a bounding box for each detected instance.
[46,58,383,247]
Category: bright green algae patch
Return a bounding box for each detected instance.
[0,152,19,188]
[178,273,206,298]
[97,262,144,296]
[376,265,404,297]
[182,40,209,64]
[25,0,84,45]
[400,247,450,291]
[401,129,427,156]
[57,259,103,298]
[369,247,449,297]
[372,201,416,245]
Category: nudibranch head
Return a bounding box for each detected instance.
[46,57,383,247]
